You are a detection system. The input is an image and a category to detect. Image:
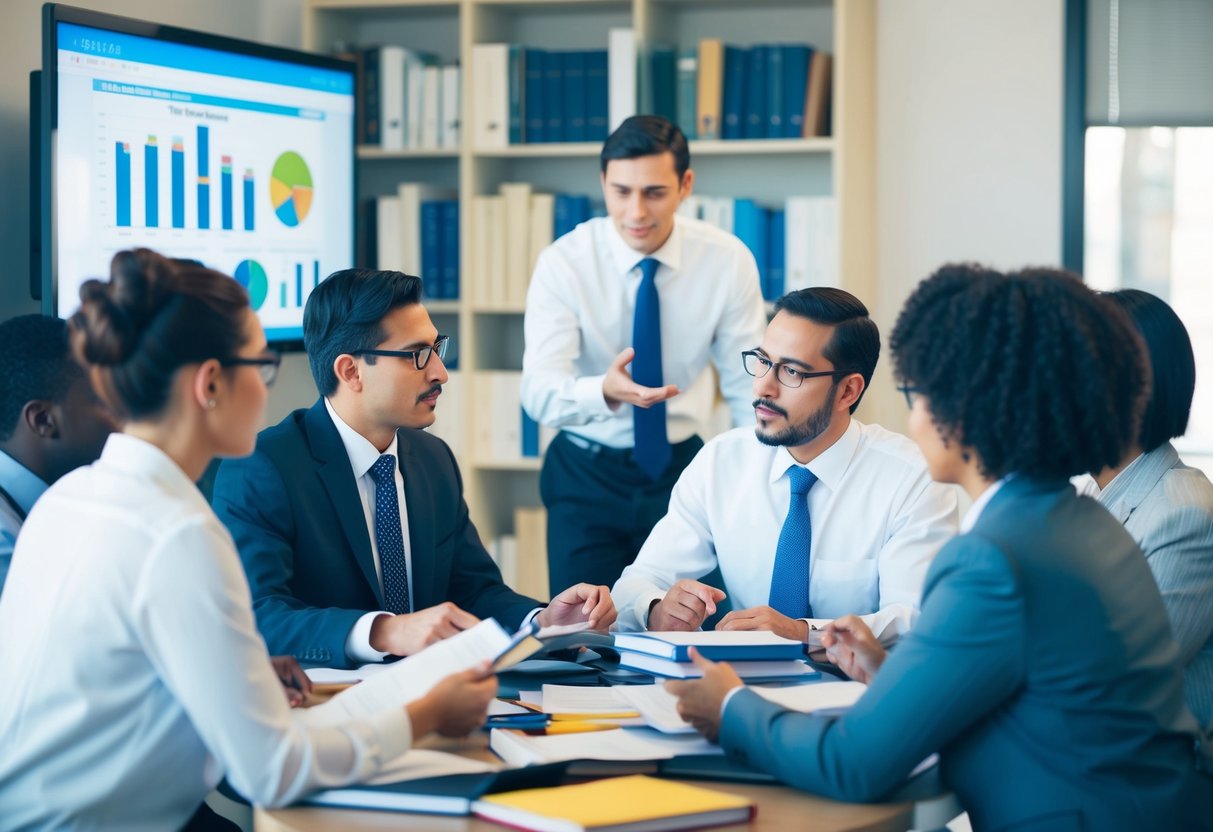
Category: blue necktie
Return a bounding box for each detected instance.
[369,454,411,615]
[769,466,818,619]
[632,257,672,480]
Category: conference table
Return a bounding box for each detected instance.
[254,732,952,832]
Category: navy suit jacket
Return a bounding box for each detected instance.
[719,477,1212,831]
[212,400,539,667]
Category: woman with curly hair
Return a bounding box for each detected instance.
[1078,289,1213,735]
[668,265,1211,830]
[0,249,497,830]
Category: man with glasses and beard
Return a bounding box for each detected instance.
[213,270,615,669]
[611,288,957,646]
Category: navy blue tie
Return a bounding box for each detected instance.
[768,466,818,619]
[369,454,411,615]
[632,257,672,480]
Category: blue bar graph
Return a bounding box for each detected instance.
[115,142,131,227]
[171,137,185,228]
[295,263,303,307]
[243,169,255,231]
[220,155,233,230]
[144,137,158,227]
[313,259,320,290]
[197,124,210,229]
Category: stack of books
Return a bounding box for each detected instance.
[612,631,817,681]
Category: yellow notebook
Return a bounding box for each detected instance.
[472,774,754,832]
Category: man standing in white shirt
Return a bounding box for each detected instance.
[611,288,959,644]
[522,115,766,595]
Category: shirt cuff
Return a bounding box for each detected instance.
[522,607,544,628]
[346,611,393,665]
[633,590,667,631]
[573,374,619,419]
[720,685,746,720]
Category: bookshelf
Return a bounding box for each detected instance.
[303,0,876,582]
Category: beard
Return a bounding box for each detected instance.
[753,382,837,449]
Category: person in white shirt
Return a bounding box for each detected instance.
[0,314,116,594]
[0,249,497,830]
[522,115,766,595]
[612,287,958,644]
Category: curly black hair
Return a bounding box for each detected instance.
[889,264,1148,481]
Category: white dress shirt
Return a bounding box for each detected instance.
[612,420,960,642]
[0,448,48,595]
[521,215,767,447]
[0,434,415,830]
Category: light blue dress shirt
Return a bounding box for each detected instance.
[0,449,48,594]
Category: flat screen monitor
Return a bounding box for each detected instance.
[39,4,355,343]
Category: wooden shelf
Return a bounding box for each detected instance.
[425,300,462,314]
[356,146,459,160]
[474,459,543,472]
[309,0,458,10]
[692,138,833,155]
[472,305,527,315]
[472,143,601,158]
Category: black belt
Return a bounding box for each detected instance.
[561,432,699,460]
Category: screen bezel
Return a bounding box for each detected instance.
[39,3,357,349]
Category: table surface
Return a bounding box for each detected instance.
[254,733,916,832]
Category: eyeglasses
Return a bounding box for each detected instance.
[221,352,282,387]
[741,350,856,390]
[897,384,920,409]
[353,335,450,371]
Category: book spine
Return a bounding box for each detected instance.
[721,45,746,141]
[676,49,698,140]
[420,201,442,299]
[362,46,381,146]
[585,50,610,142]
[545,52,566,142]
[696,39,724,140]
[765,44,783,138]
[441,200,460,300]
[766,209,785,301]
[782,45,810,139]
[524,48,547,143]
[608,29,637,133]
[380,46,406,150]
[564,50,588,143]
[649,47,677,125]
[508,45,525,145]
[743,45,766,140]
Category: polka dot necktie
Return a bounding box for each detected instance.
[631,257,672,480]
[768,465,818,620]
[369,454,410,615]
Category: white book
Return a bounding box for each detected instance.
[540,684,633,715]
[472,44,510,149]
[618,652,817,681]
[677,195,705,221]
[489,726,722,768]
[379,46,407,150]
[421,65,442,149]
[527,193,554,287]
[470,196,493,307]
[425,369,465,463]
[397,182,455,278]
[496,371,524,461]
[785,196,837,291]
[483,195,506,307]
[402,49,432,148]
[376,195,402,270]
[513,505,549,602]
[499,182,533,308]
[441,64,461,148]
[608,29,637,132]
[714,196,734,234]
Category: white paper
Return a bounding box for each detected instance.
[365,748,496,786]
[540,685,631,714]
[490,726,722,767]
[752,681,868,714]
[614,684,697,734]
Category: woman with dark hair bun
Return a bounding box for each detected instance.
[0,249,498,829]
[1077,288,1213,735]
[666,264,1211,830]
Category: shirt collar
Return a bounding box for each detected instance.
[766,418,862,492]
[99,433,210,512]
[0,449,49,514]
[606,214,685,278]
[324,398,400,480]
[960,476,1011,533]
[1091,442,1180,522]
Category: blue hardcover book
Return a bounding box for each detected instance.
[563,50,588,142]
[782,45,811,138]
[440,200,460,300]
[766,44,784,138]
[544,51,566,142]
[732,199,769,291]
[613,631,809,662]
[361,46,381,145]
[649,46,677,125]
[766,209,785,301]
[554,194,592,239]
[721,45,747,140]
[585,50,609,141]
[420,201,443,300]
[521,408,540,457]
[676,48,698,139]
[508,45,525,145]
[744,45,767,139]
[524,48,547,143]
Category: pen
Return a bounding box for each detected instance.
[524,722,621,735]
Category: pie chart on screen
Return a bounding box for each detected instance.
[270,151,313,227]
[234,259,269,310]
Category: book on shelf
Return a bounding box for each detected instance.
[563,50,588,142]
[375,184,459,299]
[490,506,549,601]
[743,44,767,140]
[613,630,808,663]
[348,45,457,150]
[805,50,833,137]
[676,48,698,140]
[696,38,724,140]
[501,182,534,307]
[472,43,512,148]
[441,63,461,148]
[648,46,677,126]
[426,370,464,459]
[721,44,746,140]
[784,195,838,291]
[525,48,547,142]
[607,28,636,133]
[472,774,754,832]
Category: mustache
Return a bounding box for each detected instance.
[417,383,443,403]
[752,398,788,418]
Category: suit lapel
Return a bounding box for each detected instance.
[398,429,437,610]
[303,401,384,607]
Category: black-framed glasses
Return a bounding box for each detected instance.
[221,351,282,387]
[897,384,920,409]
[353,335,450,371]
[741,350,856,390]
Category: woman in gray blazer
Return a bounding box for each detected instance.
[1081,289,1213,733]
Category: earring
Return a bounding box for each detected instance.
[206,399,217,410]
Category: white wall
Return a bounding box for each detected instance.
[871,0,1066,431]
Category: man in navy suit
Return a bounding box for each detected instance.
[213,270,615,668]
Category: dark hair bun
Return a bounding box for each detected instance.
[74,249,179,366]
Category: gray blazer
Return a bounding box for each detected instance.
[1091,442,1213,734]
[718,477,1211,831]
